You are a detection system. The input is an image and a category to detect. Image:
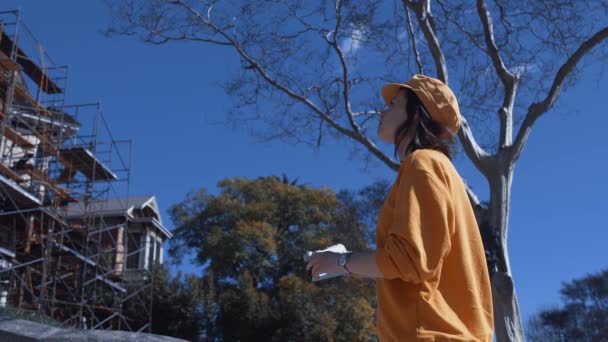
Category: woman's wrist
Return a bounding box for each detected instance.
[342,251,384,279]
[342,252,353,274]
[338,252,353,274]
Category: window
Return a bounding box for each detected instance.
[155,238,162,265]
[146,236,163,268]
[126,233,141,269]
[147,237,155,269]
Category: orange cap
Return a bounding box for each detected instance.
[381,74,461,137]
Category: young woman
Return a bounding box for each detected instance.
[306,74,494,341]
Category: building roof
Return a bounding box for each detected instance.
[62,196,172,239]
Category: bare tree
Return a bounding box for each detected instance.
[105,0,608,340]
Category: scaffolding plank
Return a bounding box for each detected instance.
[0,30,62,94]
[54,242,126,293]
[33,133,85,187]
[55,242,95,267]
[58,147,118,181]
[2,126,35,148]
[22,167,75,202]
[0,28,17,72]
[0,246,15,258]
[0,57,19,72]
[0,163,24,183]
[37,133,74,171]
[12,85,51,117]
[0,174,40,208]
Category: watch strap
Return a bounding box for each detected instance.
[341,252,353,274]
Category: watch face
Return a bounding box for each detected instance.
[339,254,347,266]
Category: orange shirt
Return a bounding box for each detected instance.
[375,149,494,341]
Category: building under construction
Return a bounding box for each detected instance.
[0,10,172,332]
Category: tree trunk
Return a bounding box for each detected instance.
[484,163,525,342]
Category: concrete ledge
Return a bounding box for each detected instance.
[0,316,187,342]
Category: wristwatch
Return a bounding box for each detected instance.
[337,252,352,273]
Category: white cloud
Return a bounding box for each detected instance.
[398,30,427,46]
[511,63,539,75]
[339,25,367,56]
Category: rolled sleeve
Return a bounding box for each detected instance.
[376,169,454,283]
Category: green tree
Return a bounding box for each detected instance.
[337,179,391,245]
[123,265,204,341]
[526,268,608,342]
[168,176,377,341]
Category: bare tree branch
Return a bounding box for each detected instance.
[476,0,515,86]
[329,0,362,134]
[511,26,608,163]
[458,114,492,175]
[168,0,401,169]
[403,2,424,74]
[406,0,491,178]
[172,2,355,136]
[436,0,487,54]
[143,30,232,45]
[352,111,379,117]
[476,0,519,150]
[412,0,448,83]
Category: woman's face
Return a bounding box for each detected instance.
[378,88,409,144]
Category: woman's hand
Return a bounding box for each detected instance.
[305,251,343,281]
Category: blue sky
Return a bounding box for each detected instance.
[3,0,607,324]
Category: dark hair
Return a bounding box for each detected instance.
[394,87,457,161]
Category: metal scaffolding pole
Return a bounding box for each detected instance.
[0,9,150,333]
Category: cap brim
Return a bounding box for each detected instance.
[381,83,413,107]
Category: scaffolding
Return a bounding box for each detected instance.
[0,10,154,332]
